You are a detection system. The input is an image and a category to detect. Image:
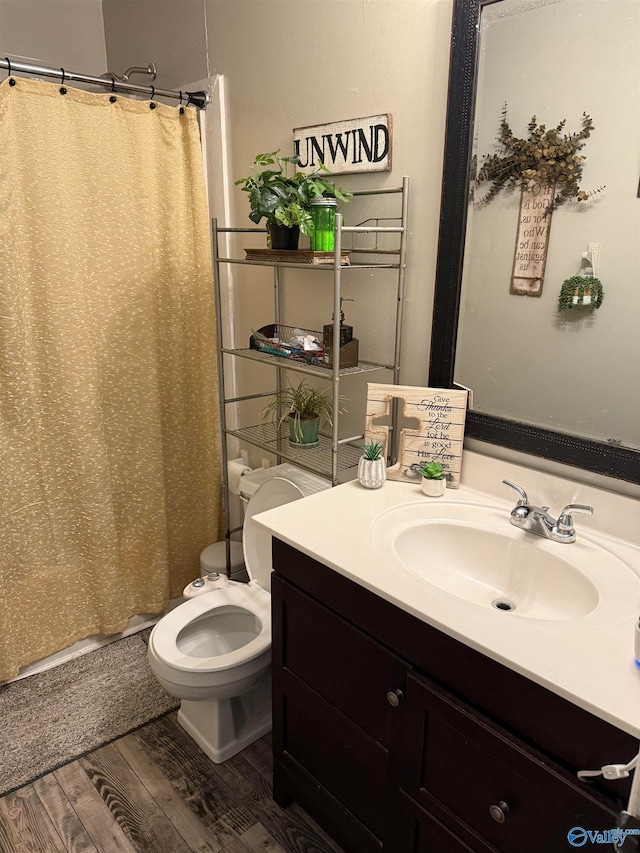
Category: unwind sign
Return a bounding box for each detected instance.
[293,114,392,175]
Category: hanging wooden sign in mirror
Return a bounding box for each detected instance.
[510,181,554,297]
[474,108,602,299]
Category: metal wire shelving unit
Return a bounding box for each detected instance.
[212,176,409,551]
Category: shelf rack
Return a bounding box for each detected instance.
[212,177,409,560]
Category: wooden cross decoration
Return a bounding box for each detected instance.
[365,383,468,488]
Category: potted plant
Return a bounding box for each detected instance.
[235,150,352,250]
[261,380,342,447]
[419,461,447,497]
[358,439,386,489]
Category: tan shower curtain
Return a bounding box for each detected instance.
[0,76,220,681]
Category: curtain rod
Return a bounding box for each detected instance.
[0,57,209,109]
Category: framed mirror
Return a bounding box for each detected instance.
[429,0,640,484]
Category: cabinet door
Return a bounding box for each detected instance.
[272,573,406,746]
[272,573,408,853]
[392,672,618,853]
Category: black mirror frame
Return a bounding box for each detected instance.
[428,0,640,485]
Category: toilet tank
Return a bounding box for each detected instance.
[239,464,330,501]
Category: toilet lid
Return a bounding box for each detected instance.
[243,477,303,591]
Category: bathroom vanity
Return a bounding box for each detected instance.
[257,454,640,853]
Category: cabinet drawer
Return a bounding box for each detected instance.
[398,673,617,853]
[272,574,405,745]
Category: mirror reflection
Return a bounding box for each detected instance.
[454,0,639,451]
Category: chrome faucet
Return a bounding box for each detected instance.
[502,480,593,544]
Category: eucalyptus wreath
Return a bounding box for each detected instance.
[557,276,604,312]
[474,106,604,211]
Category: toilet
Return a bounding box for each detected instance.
[147,464,329,763]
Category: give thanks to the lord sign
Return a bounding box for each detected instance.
[293,114,392,175]
[365,383,468,488]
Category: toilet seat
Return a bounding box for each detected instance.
[149,583,271,677]
[147,469,319,762]
[150,477,306,685]
[243,477,303,591]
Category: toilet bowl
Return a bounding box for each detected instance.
[147,464,329,763]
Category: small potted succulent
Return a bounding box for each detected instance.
[235,150,352,250]
[358,439,386,489]
[419,461,447,497]
[261,380,342,447]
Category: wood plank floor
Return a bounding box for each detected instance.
[0,711,345,853]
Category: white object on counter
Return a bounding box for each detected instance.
[420,477,446,497]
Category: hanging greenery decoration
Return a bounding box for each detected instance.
[474,105,605,211]
[557,276,604,312]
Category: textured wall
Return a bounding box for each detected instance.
[102,0,208,90]
[204,0,454,418]
[0,0,107,71]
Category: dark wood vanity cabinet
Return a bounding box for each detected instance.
[271,539,636,853]
[271,570,403,852]
[391,673,623,853]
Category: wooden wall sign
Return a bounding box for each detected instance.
[511,182,555,297]
[293,114,392,175]
[365,383,468,488]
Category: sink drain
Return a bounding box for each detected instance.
[492,598,516,613]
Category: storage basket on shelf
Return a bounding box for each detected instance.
[249,324,359,369]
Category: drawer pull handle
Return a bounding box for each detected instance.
[386,689,404,707]
[489,801,510,824]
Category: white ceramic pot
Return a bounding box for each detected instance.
[358,457,386,489]
[420,476,446,497]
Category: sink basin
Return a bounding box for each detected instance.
[370,501,638,624]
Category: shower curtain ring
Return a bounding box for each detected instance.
[149,85,156,110]
[59,68,67,95]
[5,57,11,78]
[179,91,185,114]
[111,77,116,93]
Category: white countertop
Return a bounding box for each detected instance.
[253,451,640,739]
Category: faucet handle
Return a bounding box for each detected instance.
[502,480,529,506]
[556,504,594,534]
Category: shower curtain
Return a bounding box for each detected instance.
[0,76,220,682]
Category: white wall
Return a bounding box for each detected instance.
[101,0,208,89]
[203,0,454,439]
[0,0,107,71]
